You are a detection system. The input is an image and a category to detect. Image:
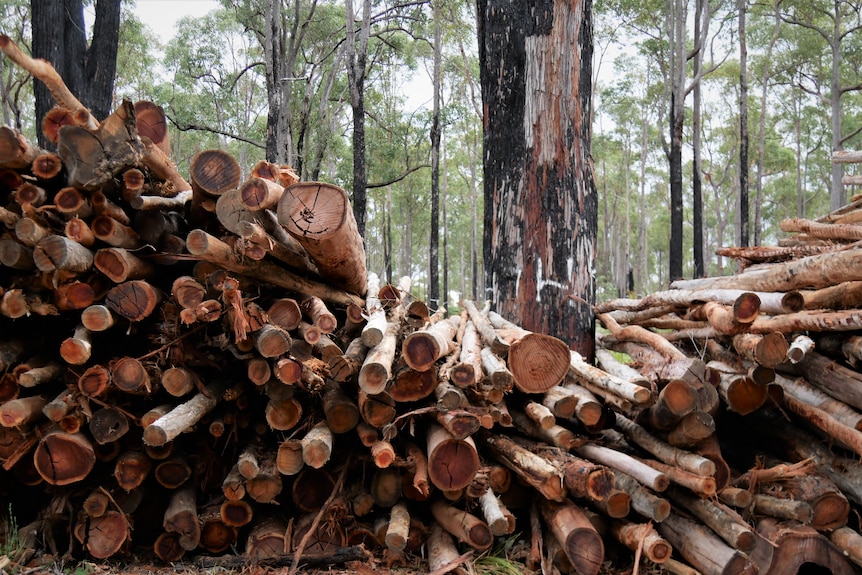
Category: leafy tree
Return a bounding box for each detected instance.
[777,0,862,211]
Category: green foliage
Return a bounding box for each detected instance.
[1,503,19,558]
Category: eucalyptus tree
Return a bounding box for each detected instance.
[478,0,597,356]
[777,0,862,211]
[159,8,267,170]
[30,0,121,147]
[0,0,31,133]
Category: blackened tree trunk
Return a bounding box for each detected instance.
[31,0,120,148]
[346,0,371,239]
[429,0,442,310]
[478,0,596,358]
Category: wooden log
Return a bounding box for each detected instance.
[277,181,367,295]
[796,350,862,410]
[301,421,334,469]
[573,442,669,493]
[105,280,161,323]
[359,323,398,394]
[426,423,480,491]
[54,187,93,219]
[718,487,753,509]
[33,234,93,272]
[0,125,40,169]
[41,388,79,423]
[611,519,672,564]
[638,457,717,497]
[385,502,411,552]
[143,380,228,446]
[81,510,131,559]
[246,452,282,504]
[18,361,63,388]
[430,499,492,550]
[113,450,152,491]
[668,487,756,552]
[830,526,862,569]
[189,148,241,203]
[489,315,570,393]
[390,361,438,402]
[0,239,33,270]
[329,336,368,383]
[301,295,337,334]
[89,406,130,444]
[540,499,605,575]
[754,518,856,575]
[154,457,192,488]
[236,176,282,212]
[480,432,565,501]
[731,332,788,368]
[93,247,154,283]
[658,511,758,575]
[570,350,654,405]
[254,324,292,358]
[163,487,201,551]
[615,413,715,476]
[0,35,98,128]
[773,374,862,431]
[0,395,47,427]
[427,522,468,575]
[402,316,459,372]
[186,229,363,308]
[33,428,95,485]
[245,516,288,557]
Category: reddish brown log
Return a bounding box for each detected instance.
[190,149,241,201]
[753,518,856,575]
[105,280,161,322]
[540,499,605,575]
[321,380,359,433]
[425,423,480,492]
[33,428,95,485]
[154,457,192,489]
[430,499,492,550]
[0,125,40,169]
[110,356,151,394]
[481,432,566,501]
[277,181,368,295]
[301,295,337,334]
[114,450,152,491]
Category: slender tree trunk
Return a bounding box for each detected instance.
[830,27,844,211]
[738,0,749,248]
[429,0,442,309]
[478,0,597,357]
[754,6,781,246]
[346,0,371,239]
[668,0,685,282]
[692,0,705,276]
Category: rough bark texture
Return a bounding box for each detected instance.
[478,0,596,358]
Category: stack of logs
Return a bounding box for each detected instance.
[2,33,862,575]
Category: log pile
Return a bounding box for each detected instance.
[2,34,862,575]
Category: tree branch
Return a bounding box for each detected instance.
[167,116,265,149]
[367,164,430,189]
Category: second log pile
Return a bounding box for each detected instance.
[2,34,862,575]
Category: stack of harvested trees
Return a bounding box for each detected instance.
[2,34,862,575]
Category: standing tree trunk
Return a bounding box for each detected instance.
[692,0,706,277]
[668,0,686,282]
[429,0,442,309]
[478,0,597,358]
[345,0,371,239]
[31,0,120,147]
[738,0,749,248]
